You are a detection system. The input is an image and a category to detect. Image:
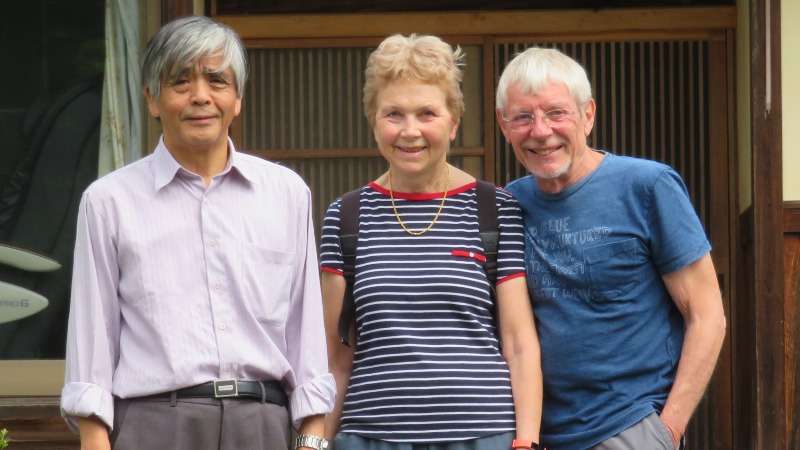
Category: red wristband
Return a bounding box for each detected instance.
[512,438,541,449]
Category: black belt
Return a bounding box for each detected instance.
[147,380,287,407]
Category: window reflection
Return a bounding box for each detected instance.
[0,0,104,360]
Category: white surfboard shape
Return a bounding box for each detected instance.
[0,281,49,324]
[0,242,60,323]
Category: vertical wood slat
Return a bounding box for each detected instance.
[706,36,734,450]
[245,47,378,151]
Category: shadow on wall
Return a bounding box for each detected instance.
[0,76,102,359]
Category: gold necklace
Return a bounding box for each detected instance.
[389,165,450,236]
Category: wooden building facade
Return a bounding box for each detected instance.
[0,0,795,449]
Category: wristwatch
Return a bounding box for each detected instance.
[295,434,330,450]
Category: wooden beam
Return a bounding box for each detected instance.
[749,0,786,447]
[216,7,736,40]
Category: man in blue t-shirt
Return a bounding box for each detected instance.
[495,47,726,450]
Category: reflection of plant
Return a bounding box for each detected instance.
[0,428,9,448]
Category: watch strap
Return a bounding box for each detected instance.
[295,434,329,450]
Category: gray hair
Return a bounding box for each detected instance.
[496,47,592,113]
[141,16,248,100]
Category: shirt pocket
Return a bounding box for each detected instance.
[241,242,295,325]
[582,238,640,302]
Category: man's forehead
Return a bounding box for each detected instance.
[171,54,230,74]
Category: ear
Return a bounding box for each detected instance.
[144,86,160,119]
[449,118,460,141]
[582,98,596,136]
[234,96,242,117]
[495,108,512,141]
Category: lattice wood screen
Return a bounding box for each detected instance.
[242,46,475,229]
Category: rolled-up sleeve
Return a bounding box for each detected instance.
[285,186,336,428]
[60,190,121,432]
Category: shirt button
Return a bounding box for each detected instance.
[204,198,210,204]
[209,239,217,246]
[220,323,227,330]
[225,363,232,371]
[214,282,221,289]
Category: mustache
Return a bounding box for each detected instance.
[521,138,567,148]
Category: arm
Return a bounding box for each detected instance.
[321,271,354,440]
[61,191,120,436]
[496,276,543,444]
[77,416,111,450]
[297,414,326,449]
[659,253,726,446]
[285,186,337,429]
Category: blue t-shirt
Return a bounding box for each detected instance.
[506,151,711,450]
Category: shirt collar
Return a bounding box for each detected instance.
[153,136,260,190]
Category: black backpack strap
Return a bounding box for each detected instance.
[475,180,499,286]
[337,188,361,347]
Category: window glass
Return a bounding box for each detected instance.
[0,0,104,360]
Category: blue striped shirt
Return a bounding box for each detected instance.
[320,181,526,443]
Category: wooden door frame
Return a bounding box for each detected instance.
[747,0,786,447]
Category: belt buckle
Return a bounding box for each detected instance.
[213,379,239,398]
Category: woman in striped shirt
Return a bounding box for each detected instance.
[320,34,543,450]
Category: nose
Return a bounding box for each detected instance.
[528,116,553,139]
[400,116,422,138]
[190,80,212,105]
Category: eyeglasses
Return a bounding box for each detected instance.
[502,109,576,131]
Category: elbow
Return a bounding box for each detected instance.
[716,313,727,341]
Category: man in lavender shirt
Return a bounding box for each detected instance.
[60,16,335,450]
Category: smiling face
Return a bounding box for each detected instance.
[497,80,597,192]
[373,79,459,185]
[145,54,241,160]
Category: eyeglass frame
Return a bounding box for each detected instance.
[501,109,579,132]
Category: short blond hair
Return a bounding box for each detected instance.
[363,34,465,127]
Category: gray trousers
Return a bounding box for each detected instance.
[589,412,685,450]
[110,396,291,450]
[332,431,515,450]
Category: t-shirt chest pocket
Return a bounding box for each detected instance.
[582,238,641,302]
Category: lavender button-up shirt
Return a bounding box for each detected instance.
[61,138,335,431]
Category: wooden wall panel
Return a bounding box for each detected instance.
[0,398,78,449]
[785,201,800,449]
[242,46,476,153]
[734,207,758,448]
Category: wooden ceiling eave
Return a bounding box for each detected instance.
[215,6,736,41]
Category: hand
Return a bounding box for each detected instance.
[659,415,681,449]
